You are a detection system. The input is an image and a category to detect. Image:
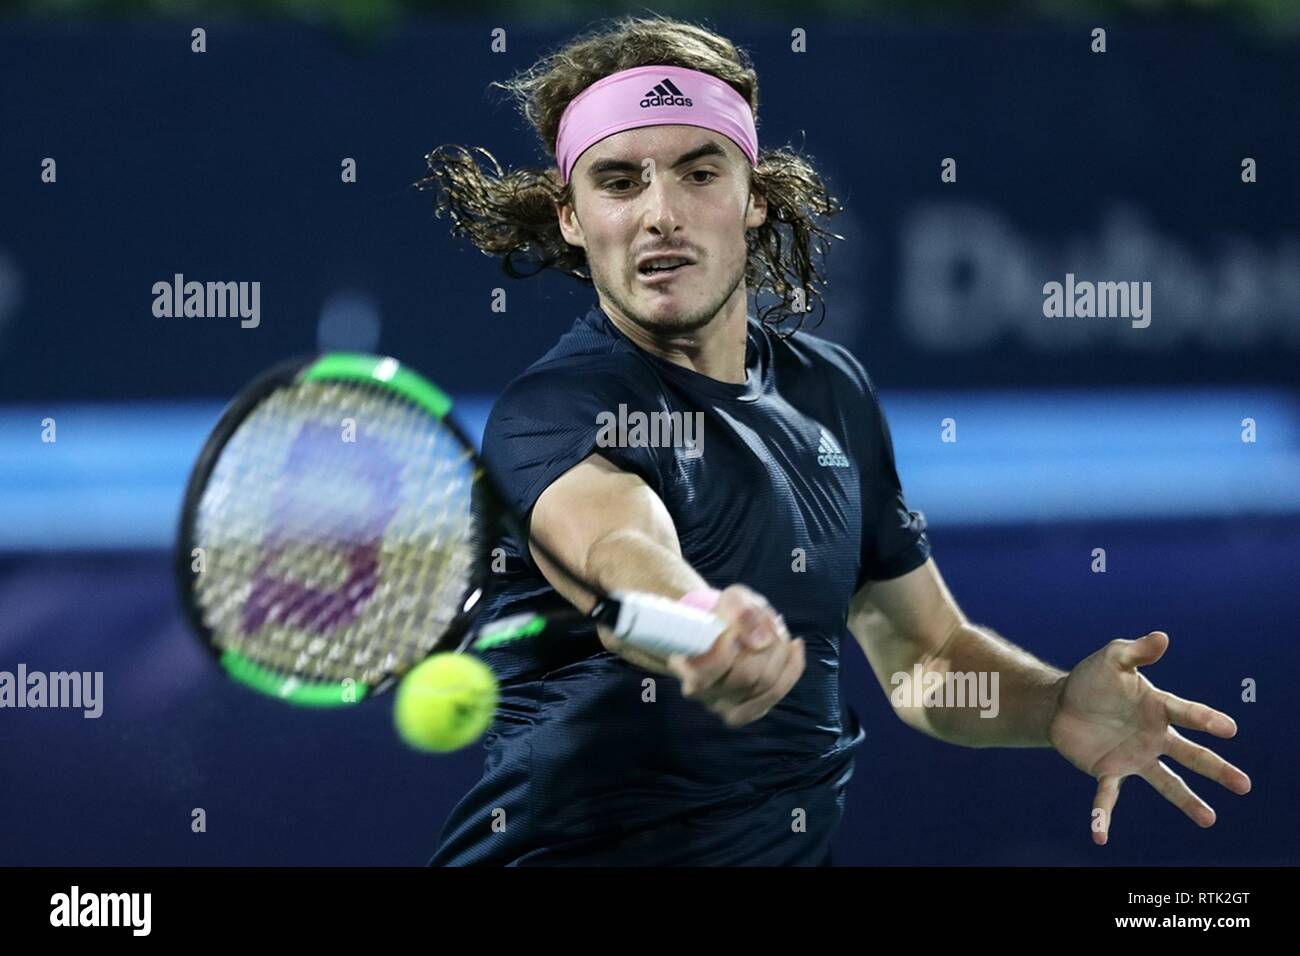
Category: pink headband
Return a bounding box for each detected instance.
[554,65,758,185]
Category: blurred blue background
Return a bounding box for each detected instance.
[0,5,1297,865]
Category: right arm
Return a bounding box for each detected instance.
[529,452,805,726]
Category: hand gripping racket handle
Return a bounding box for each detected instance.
[607,590,725,657]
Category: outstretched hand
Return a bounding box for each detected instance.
[1048,631,1251,845]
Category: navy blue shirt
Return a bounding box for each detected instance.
[430,305,930,865]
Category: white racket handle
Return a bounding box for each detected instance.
[608,590,725,657]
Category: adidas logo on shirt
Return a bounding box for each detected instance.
[817,430,849,468]
[640,77,693,109]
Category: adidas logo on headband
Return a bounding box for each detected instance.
[640,77,693,109]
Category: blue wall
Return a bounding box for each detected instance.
[0,22,1295,401]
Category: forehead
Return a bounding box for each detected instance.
[575,124,743,173]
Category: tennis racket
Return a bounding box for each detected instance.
[176,352,724,706]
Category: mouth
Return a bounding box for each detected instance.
[636,256,694,284]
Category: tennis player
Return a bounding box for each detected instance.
[420,16,1250,866]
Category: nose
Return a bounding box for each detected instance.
[641,170,681,237]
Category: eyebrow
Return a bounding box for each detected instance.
[585,141,728,180]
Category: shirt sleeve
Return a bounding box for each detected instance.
[831,348,931,588]
[860,387,931,584]
[480,358,667,529]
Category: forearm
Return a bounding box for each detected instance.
[541,527,706,676]
[528,456,714,676]
[902,623,1067,748]
[531,522,703,615]
[585,528,707,601]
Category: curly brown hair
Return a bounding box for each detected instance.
[415,14,844,333]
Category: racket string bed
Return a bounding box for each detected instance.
[192,378,478,688]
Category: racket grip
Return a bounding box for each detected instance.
[608,590,725,657]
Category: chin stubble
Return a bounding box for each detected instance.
[619,254,747,338]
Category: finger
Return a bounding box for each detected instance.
[1163,692,1238,738]
[1092,775,1123,846]
[747,638,806,718]
[707,634,785,712]
[665,653,696,689]
[1164,728,1252,795]
[722,638,805,727]
[699,650,770,704]
[680,629,742,695]
[736,606,780,652]
[1139,760,1216,828]
[714,586,769,624]
[1108,631,1169,669]
[714,633,794,708]
[615,645,676,677]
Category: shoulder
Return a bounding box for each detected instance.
[488,313,664,427]
[761,323,879,404]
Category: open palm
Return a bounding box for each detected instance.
[1048,631,1251,844]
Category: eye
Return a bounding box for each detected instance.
[689,170,718,184]
[604,178,638,193]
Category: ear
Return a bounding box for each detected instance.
[744,186,768,230]
[556,198,585,249]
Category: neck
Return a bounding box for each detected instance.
[597,289,750,384]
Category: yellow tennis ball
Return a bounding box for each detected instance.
[393,653,498,753]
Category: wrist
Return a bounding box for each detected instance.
[678,587,721,613]
[1044,672,1070,746]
